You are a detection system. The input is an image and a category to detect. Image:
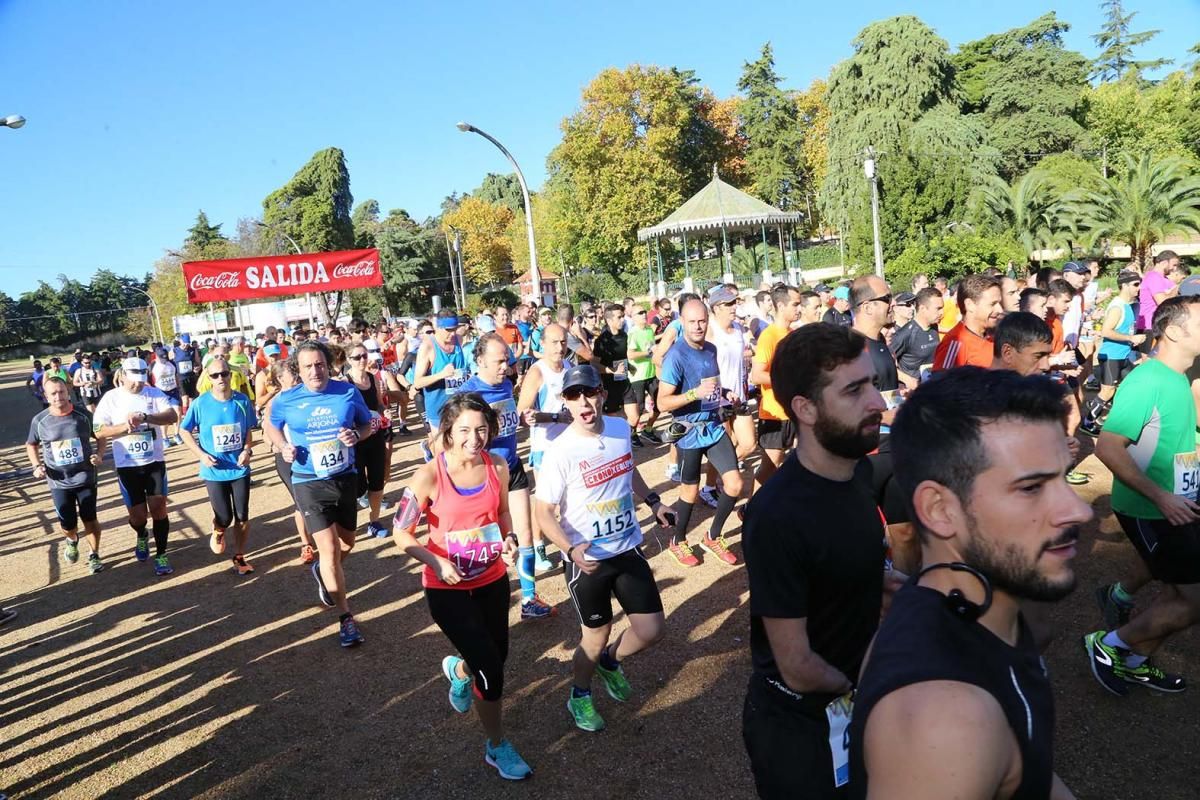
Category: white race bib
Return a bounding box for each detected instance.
[825,692,853,788]
[177,360,193,375]
[445,368,467,394]
[157,371,177,391]
[211,423,243,453]
[1174,452,1199,501]
[50,437,84,467]
[492,398,519,438]
[122,430,155,464]
[310,437,349,477]
[583,493,637,559]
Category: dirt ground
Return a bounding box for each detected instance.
[0,359,1196,800]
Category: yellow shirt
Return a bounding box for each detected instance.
[197,368,255,402]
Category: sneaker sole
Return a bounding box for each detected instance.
[339,637,363,648]
[1082,635,1129,697]
[1121,676,1187,693]
[566,698,605,732]
[484,753,531,781]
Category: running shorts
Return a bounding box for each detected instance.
[205,475,251,528]
[275,453,296,500]
[180,374,199,399]
[678,434,738,485]
[1098,355,1135,387]
[563,547,663,628]
[1115,512,1200,584]
[50,483,98,530]
[602,378,637,413]
[354,435,388,495]
[630,378,657,411]
[116,462,169,507]
[508,459,530,492]
[293,472,357,533]
[757,418,796,451]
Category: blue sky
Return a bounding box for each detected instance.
[1,0,1195,295]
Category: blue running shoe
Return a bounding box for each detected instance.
[367,521,389,539]
[442,655,473,713]
[312,561,335,607]
[339,616,364,648]
[420,440,434,463]
[134,536,150,562]
[485,739,532,781]
[153,555,173,576]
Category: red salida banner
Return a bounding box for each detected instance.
[183,248,382,303]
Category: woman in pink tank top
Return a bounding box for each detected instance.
[390,393,532,780]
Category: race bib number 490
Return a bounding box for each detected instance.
[1174,452,1199,501]
[50,437,84,467]
[310,438,349,477]
[444,522,503,579]
[211,423,243,453]
[122,431,154,463]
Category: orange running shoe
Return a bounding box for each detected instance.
[209,530,225,555]
[668,540,700,567]
[701,535,739,566]
[232,555,255,576]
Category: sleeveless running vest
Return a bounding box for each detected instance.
[848,584,1054,799]
[423,343,467,427]
[710,321,747,402]
[529,360,566,455]
[423,453,506,591]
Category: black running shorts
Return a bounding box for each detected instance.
[1098,355,1135,387]
[293,472,357,533]
[51,483,98,530]
[602,377,637,413]
[1115,512,1200,584]
[757,418,796,451]
[563,547,663,628]
[678,433,738,485]
[116,462,169,507]
[508,459,530,492]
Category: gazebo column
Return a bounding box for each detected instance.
[777,224,787,281]
[760,224,772,286]
[646,244,655,297]
[654,238,666,299]
[789,223,800,286]
[682,230,695,294]
[720,225,732,286]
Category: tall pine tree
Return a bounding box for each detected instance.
[1091,0,1171,82]
[737,43,804,210]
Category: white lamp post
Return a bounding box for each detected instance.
[864,147,884,279]
[0,115,26,129]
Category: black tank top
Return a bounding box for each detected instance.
[354,372,381,412]
[848,584,1054,799]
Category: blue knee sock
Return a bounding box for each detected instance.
[518,546,536,600]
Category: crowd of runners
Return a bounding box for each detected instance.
[12,249,1199,795]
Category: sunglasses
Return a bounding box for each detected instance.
[127,370,147,376]
[562,386,602,401]
[421,329,433,335]
[349,354,367,361]
[209,371,231,379]
[861,294,892,307]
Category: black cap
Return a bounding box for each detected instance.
[894,291,916,305]
[1063,261,1089,274]
[814,283,831,293]
[1117,269,1142,286]
[562,364,602,393]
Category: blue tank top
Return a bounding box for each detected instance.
[1099,298,1135,361]
[460,375,520,470]
[424,343,468,427]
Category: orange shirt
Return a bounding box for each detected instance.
[754,323,789,420]
[500,324,522,350]
[1046,310,1065,354]
[932,321,993,371]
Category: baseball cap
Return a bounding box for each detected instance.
[1063,261,1089,274]
[457,314,472,326]
[264,343,282,356]
[122,357,149,373]
[814,283,832,293]
[894,291,917,306]
[562,364,602,393]
[180,333,191,344]
[1117,270,1142,286]
[1178,274,1200,297]
[833,286,851,301]
[476,315,497,333]
[707,286,739,306]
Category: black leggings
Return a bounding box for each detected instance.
[205,476,251,528]
[355,435,388,495]
[425,577,510,702]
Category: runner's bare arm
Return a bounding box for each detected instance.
[25,443,43,475]
[651,326,678,368]
[492,453,514,538]
[411,341,453,390]
[761,617,852,694]
[749,354,771,388]
[863,681,1018,800]
[179,428,217,467]
[391,464,461,582]
[533,497,598,574]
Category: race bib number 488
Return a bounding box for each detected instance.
[50,438,84,467]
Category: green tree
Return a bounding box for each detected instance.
[1084,73,1199,164]
[954,14,1089,178]
[262,147,355,322]
[375,210,452,313]
[795,80,830,233]
[889,231,1027,286]
[473,173,524,212]
[546,64,726,275]
[351,199,382,248]
[1069,152,1200,269]
[1091,0,1172,83]
[737,43,805,210]
[184,211,230,254]
[972,171,1070,265]
[442,196,514,284]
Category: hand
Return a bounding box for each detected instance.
[200,453,218,468]
[88,454,101,467]
[522,409,539,426]
[280,443,296,463]
[1065,436,1080,461]
[439,363,457,379]
[33,464,46,479]
[1154,491,1200,526]
[237,449,252,467]
[697,377,718,398]
[434,556,462,585]
[1131,334,1147,346]
[337,427,359,447]
[653,503,677,529]
[570,545,600,574]
[125,411,144,428]
[501,534,519,565]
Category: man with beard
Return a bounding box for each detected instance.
[741,323,893,799]
[932,274,1004,371]
[849,367,1090,799]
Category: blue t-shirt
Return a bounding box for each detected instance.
[660,341,726,449]
[460,375,521,470]
[172,346,195,377]
[181,390,257,481]
[424,343,469,427]
[269,379,372,483]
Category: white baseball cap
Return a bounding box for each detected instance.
[122,357,149,373]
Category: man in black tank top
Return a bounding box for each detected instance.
[849,368,1091,799]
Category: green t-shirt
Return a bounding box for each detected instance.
[627,325,656,382]
[1103,359,1198,519]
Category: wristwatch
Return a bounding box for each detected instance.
[550,412,560,424]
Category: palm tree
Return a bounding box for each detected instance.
[972,172,1070,266]
[1066,153,1200,270]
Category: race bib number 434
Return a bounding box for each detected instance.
[310,438,349,477]
[1174,452,1199,501]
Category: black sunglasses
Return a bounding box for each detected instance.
[209,371,231,379]
[562,386,602,401]
[349,354,367,361]
[859,294,892,307]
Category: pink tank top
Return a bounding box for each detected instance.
[423,453,507,590]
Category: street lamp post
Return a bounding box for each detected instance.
[456,122,542,304]
[863,147,884,279]
[126,285,166,345]
[0,115,26,130]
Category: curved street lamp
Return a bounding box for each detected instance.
[456,122,542,303]
[1,115,25,129]
[125,283,166,345]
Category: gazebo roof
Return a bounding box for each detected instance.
[637,166,803,242]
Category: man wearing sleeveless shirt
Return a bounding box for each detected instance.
[412,309,469,444]
[850,368,1089,799]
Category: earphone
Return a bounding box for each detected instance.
[916,561,993,622]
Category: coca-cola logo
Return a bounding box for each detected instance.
[190,271,241,290]
[331,260,377,279]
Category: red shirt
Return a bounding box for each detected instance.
[423,454,507,591]
[255,343,289,370]
[932,321,993,371]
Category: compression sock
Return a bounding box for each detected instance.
[709,490,737,539]
[518,546,536,600]
[599,644,620,670]
[1112,582,1135,605]
[571,685,592,698]
[152,517,169,556]
[672,500,695,546]
[339,612,352,624]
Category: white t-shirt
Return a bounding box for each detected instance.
[152,360,178,392]
[534,417,642,560]
[710,320,747,402]
[529,360,567,455]
[93,386,177,468]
